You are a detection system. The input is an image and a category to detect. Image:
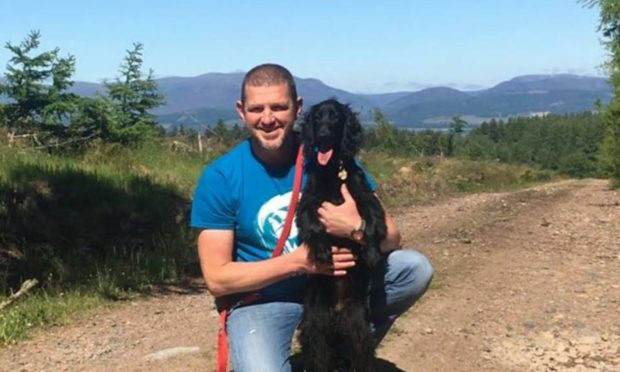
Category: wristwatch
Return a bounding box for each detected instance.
[350,218,366,242]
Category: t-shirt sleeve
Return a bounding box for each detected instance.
[355,159,377,192]
[190,165,236,229]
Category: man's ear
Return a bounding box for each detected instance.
[235,100,245,122]
[295,97,304,117]
[341,105,363,158]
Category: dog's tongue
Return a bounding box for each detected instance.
[317,149,333,166]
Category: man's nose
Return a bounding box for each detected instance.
[261,110,275,124]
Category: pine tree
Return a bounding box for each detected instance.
[583,0,620,186]
[372,108,397,151]
[104,43,164,143]
[229,123,244,143]
[447,116,468,156]
[0,30,76,135]
[213,119,229,141]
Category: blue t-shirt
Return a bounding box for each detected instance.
[190,138,376,298]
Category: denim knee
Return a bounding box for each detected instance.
[388,249,433,298]
[371,249,433,319]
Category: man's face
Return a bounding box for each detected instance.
[236,83,302,152]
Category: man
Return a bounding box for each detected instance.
[191,63,433,372]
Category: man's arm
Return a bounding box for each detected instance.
[380,211,402,253]
[197,229,357,297]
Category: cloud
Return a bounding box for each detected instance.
[544,67,606,77]
[442,82,487,91]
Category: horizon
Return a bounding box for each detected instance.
[69,71,610,96]
[0,1,607,94]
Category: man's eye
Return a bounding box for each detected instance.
[248,107,263,113]
[271,105,288,112]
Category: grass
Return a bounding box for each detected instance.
[360,150,557,209]
[0,289,105,345]
[1,161,192,282]
[0,139,208,344]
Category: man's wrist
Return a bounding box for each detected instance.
[350,218,366,242]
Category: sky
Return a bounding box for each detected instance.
[0,0,608,93]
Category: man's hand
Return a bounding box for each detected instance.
[291,244,356,276]
[317,183,362,239]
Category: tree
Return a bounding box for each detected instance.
[371,108,398,151]
[446,116,468,156]
[104,43,164,143]
[68,96,115,142]
[213,119,229,140]
[229,123,245,143]
[0,30,76,136]
[0,101,6,128]
[583,0,620,186]
[448,116,467,135]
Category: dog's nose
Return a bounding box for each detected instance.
[317,126,330,139]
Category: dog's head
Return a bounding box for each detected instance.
[301,98,363,166]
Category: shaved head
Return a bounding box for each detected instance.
[241,63,298,104]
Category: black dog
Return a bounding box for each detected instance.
[296,98,387,371]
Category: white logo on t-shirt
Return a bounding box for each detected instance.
[256,192,300,254]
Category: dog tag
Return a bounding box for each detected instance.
[338,168,348,181]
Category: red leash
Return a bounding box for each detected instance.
[215,144,304,372]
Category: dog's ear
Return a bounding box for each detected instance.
[301,108,315,160]
[340,104,363,158]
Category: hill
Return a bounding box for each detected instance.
[66,73,611,129]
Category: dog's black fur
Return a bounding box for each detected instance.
[296,98,387,371]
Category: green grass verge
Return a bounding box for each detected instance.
[360,150,557,209]
[0,289,104,345]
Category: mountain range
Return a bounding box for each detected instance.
[64,73,613,129]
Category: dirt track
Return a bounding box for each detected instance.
[2,178,619,371]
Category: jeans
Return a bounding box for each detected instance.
[225,249,433,372]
